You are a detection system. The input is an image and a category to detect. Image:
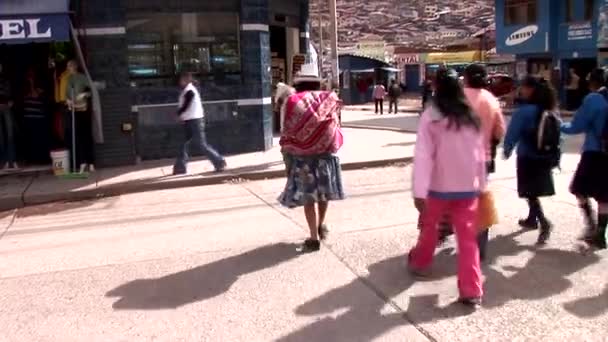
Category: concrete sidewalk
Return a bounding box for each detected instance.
[0,127,415,212]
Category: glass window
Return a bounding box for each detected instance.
[584,0,594,21]
[126,12,240,87]
[504,0,537,26]
[565,0,575,22]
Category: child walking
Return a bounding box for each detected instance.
[409,68,487,308]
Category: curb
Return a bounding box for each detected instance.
[0,157,413,212]
[341,124,417,133]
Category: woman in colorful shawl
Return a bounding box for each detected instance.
[278,75,345,252]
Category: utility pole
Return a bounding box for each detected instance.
[318,5,324,78]
[328,0,339,89]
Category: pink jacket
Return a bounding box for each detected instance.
[413,106,487,199]
[464,88,506,160]
[373,85,386,99]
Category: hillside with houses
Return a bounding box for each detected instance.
[310,0,495,53]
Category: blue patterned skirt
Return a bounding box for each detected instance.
[278,154,345,208]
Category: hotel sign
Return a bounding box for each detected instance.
[0,15,69,44]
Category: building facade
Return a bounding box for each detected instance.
[80,0,311,166]
[1,0,310,169]
[495,0,603,103]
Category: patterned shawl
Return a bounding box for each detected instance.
[280,90,343,156]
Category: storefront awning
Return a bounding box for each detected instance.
[425,51,482,64]
[0,0,70,44]
[380,67,400,72]
[350,69,375,73]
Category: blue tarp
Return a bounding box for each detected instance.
[0,0,70,44]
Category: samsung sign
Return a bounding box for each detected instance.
[506,25,539,46]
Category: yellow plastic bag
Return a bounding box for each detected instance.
[478,191,498,230]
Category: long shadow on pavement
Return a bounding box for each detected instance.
[106,243,300,310]
[277,249,473,342]
[278,230,601,341]
[563,285,608,319]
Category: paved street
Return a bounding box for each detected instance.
[0,143,606,341]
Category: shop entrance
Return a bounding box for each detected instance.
[0,42,73,170]
[562,58,597,110]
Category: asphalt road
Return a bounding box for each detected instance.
[0,153,606,341]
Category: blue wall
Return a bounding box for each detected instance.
[78,0,307,166]
[339,55,390,105]
[496,0,600,58]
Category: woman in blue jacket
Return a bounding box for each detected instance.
[561,68,608,249]
[503,77,557,245]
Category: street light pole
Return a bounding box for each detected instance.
[328,0,339,89]
[318,6,324,78]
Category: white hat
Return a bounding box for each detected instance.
[294,63,321,84]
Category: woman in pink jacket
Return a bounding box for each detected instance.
[409,68,486,308]
[463,64,506,261]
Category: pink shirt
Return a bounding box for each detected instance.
[464,88,506,160]
[373,85,386,99]
[413,106,487,199]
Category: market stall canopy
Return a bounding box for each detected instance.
[349,68,375,73]
[0,0,70,44]
[380,67,400,72]
[425,51,482,64]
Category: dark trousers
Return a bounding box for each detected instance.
[65,109,95,170]
[374,99,384,114]
[23,116,51,164]
[388,97,398,113]
[566,89,580,111]
[0,107,16,166]
[174,118,224,173]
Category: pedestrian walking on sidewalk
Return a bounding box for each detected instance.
[561,69,608,249]
[409,68,486,308]
[373,83,386,115]
[421,78,433,111]
[388,80,401,114]
[503,77,560,246]
[278,73,345,253]
[274,82,296,175]
[173,72,226,175]
[464,64,506,261]
[0,63,17,170]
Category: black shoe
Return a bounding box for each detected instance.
[214,160,227,173]
[318,224,329,241]
[298,239,320,253]
[536,221,553,246]
[458,297,482,309]
[518,218,538,230]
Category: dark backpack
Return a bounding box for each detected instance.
[535,110,562,168]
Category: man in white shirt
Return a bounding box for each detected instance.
[173,72,226,175]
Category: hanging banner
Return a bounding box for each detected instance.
[291,54,306,78]
[568,22,593,41]
[356,40,385,61]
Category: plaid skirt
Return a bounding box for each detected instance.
[278,154,345,208]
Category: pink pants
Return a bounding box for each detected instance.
[409,197,483,298]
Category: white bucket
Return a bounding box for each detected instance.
[50,149,70,176]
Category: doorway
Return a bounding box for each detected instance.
[563,58,597,110]
[0,42,73,170]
